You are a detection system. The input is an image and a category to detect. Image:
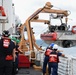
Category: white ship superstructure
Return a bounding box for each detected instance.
[0,0,21,35]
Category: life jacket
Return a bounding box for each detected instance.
[3,38,10,48]
[0,38,14,60]
[2,38,13,60]
[45,49,52,56]
[49,52,59,63]
[5,55,13,60]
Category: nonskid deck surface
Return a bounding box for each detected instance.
[16,67,42,75]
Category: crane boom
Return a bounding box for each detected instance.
[19,2,69,52]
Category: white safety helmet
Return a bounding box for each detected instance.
[53,44,58,50]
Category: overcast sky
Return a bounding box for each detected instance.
[13,0,76,24]
[12,0,76,39]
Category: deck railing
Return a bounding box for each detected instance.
[37,51,76,75]
[58,56,71,75]
[58,56,76,75]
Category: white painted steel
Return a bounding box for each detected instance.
[39,52,76,75]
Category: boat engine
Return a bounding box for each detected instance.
[58,23,67,31]
[49,25,56,32]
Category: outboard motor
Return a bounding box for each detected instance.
[49,25,56,32]
[62,40,72,48]
[58,23,67,31]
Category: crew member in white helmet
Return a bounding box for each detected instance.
[48,44,65,75]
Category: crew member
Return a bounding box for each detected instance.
[42,43,54,75]
[49,44,65,75]
[11,38,23,74]
[15,41,23,74]
[0,30,16,75]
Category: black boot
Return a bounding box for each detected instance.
[43,73,45,75]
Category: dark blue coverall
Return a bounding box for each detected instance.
[0,38,15,75]
[42,47,53,75]
[49,51,62,75]
[15,44,19,70]
[42,43,54,75]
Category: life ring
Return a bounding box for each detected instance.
[0,6,6,16]
[72,25,76,34]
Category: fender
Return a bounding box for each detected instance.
[72,25,76,34]
[0,6,6,16]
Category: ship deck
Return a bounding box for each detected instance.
[16,67,42,75]
[16,55,76,75]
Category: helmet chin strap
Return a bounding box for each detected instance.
[53,49,57,51]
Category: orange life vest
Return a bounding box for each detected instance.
[5,55,13,60]
[45,49,52,56]
[72,25,76,34]
[3,38,10,48]
[49,54,59,63]
[0,6,6,16]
